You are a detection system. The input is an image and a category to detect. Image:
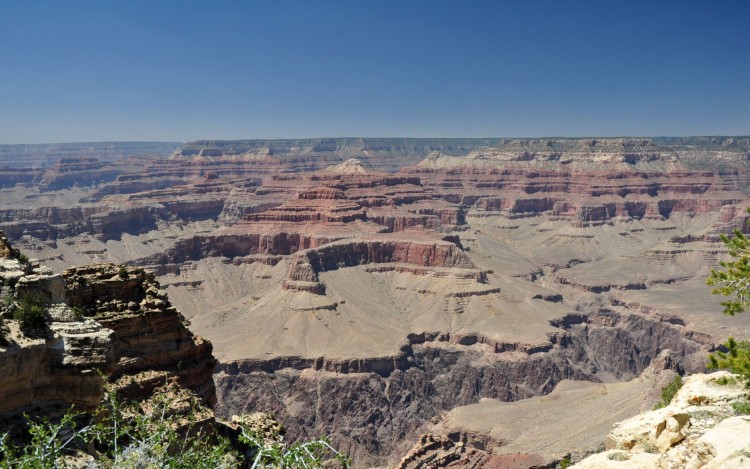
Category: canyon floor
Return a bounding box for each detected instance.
[2,137,750,467]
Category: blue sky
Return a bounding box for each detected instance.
[1,1,749,143]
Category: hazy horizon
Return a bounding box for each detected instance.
[2,1,749,143]
[4,134,750,147]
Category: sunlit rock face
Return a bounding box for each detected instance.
[1,137,750,466]
[0,236,217,433]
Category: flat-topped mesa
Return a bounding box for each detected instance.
[411,138,674,172]
[133,168,467,273]
[39,157,122,191]
[176,138,509,172]
[283,231,479,294]
[411,137,750,174]
[246,186,367,224]
[0,142,180,169]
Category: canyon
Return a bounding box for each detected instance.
[1,137,750,467]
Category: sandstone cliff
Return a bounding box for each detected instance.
[0,233,216,435]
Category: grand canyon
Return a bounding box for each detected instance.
[1,137,750,467]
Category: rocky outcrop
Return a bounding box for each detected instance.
[247,187,367,223]
[0,167,40,188]
[573,371,750,468]
[283,232,478,294]
[88,207,160,241]
[0,235,217,431]
[396,434,546,469]
[63,264,217,404]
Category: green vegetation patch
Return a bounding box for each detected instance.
[732,400,750,415]
[0,317,9,345]
[607,451,631,461]
[654,375,684,409]
[708,338,750,388]
[0,385,351,468]
[714,375,738,386]
[13,294,48,333]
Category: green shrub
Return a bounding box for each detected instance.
[559,455,572,468]
[705,211,750,388]
[654,375,683,409]
[707,217,750,316]
[16,252,29,265]
[237,412,351,468]
[0,408,92,469]
[0,390,351,469]
[13,295,48,333]
[708,338,750,388]
[715,375,738,386]
[607,451,631,461]
[732,400,750,415]
[71,306,85,320]
[3,292,13,309]
[118,265,129,279]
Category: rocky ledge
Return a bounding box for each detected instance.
[573,371,750,468]
[0,231,216,433]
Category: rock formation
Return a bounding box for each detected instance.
[1,137,750,466]
[39,158,123,191]
[573,371,750,468]
[0,233,216,435]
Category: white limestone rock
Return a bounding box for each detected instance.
[575,372,750,469]
[573,450,660,468]
[686,416,750,469]
[605,407,690,453]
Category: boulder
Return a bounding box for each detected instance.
[16,273,66,303]
[686,416,750,469]
[605,407,690,453]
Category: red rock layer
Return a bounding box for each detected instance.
[283,232,477,293]
[401,164,750,224]
[39,157,122,191]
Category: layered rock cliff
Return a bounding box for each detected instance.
[0,233,216,434]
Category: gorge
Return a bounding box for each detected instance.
[1,137,750,467]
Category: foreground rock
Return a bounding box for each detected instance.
[573,371,750,468]
[0,232,216,435]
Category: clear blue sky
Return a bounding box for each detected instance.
[1,1,749,143]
